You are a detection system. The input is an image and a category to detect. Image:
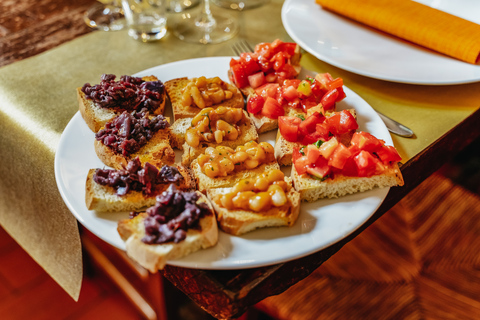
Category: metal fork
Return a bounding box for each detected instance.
[231,40,414,138]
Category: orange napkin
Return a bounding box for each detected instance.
[316,0,480,64]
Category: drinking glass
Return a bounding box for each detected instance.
[84,0,125,31]
[172,0,238,44]
[122,0,168,42]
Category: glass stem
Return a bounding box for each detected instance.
[196,0,217,29]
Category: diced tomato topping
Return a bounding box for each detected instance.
[230,64,249,88]
[278,116,301,142]
[305,145,321,164]
[247,95,265,114]
[248,71,266,89]
[328,143,352,170]
[315,123,331,142]
[350,132,384,153]
[318,136,339,159]
[354,150,382,177]
[320,88,339,111]
[261,97,284,119]
[327,77,344,91]
[325,110,358,135]
[294,155,310,175]
[315,73,334,90]
[282,85,299,101]
[300,131,325,145]
[292,147,302,163]
[256,83,280,99]
[375,145,402,163]
[336,87,347,102]
[299,112,324,136]
[307,165,330,180]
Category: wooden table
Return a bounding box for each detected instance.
[1,1,479,319]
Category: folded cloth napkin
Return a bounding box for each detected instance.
[316,0,480,64]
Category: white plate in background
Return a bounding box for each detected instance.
[282,0,480,85]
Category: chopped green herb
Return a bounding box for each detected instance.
[306,76,314,84]
[300,146,306,156]
[310,174,330,181]
[314,140,324,148]
[296,114,305,121]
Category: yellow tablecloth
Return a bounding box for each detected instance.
[0,0,479,300]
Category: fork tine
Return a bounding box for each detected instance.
[231,40,254,56]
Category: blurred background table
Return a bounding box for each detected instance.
[1,0,479,319]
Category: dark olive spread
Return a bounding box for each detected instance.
[95,109,169,156]
[81,74,165,112]
[141,185,210,245]
[93,157,183,196]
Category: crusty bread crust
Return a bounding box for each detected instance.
[94,125,175,170]
[291,163,404,202]
[191,160,280,193]
[78,75,166,132]
[165,77,245,122]
[207,177,300,236]
[117,192,218,272]
[85,166,196,212]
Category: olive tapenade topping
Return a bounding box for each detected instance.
[141,185,211,245]
[93,157,183,196]
[81,74,165,112]
[95,109,169,156]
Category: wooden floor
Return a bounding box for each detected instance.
[1,139,479,320]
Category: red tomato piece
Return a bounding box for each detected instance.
[299,112,325,136]
[281,85,299,101]
[277,42,298,56]
[240,53,261,75]
[315,73,334,90]
[315,123,331,139]
[320,88,339,111]
[284,79,301,88]
[255,83,280,99]
[294,155,310,175]
[271,52,287,71]
[350,132,384,153]
[300,131,325,145]
[375,145,402,163]
[336,87,347,102]
[278,116,301,142]
[230,64,249,88]
[261,97,284,119]
[248,71,266,89]
[306,145,321,164]
[328,143,352,170]
[327,77,344,91]
[292,147,302,163]
[354,150,382,177]
[338,110,359,134]
[247,95,265,114]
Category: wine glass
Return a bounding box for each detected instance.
[84,0,125,31]
[172,0,238,44]
[212,0,269,11]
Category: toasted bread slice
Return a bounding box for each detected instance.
[78,75,165,132]
[170,110,259,165]
[291,164,404,202]
[85,165,195,212]
[191,160,280,193]
[117,192,218,272]
[207,177,300,236]
[274,109,357,166]
[165,77,244,121]
[94,125,175,170]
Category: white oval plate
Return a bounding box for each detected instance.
[55,57,392,270]
[282,0,480,85]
